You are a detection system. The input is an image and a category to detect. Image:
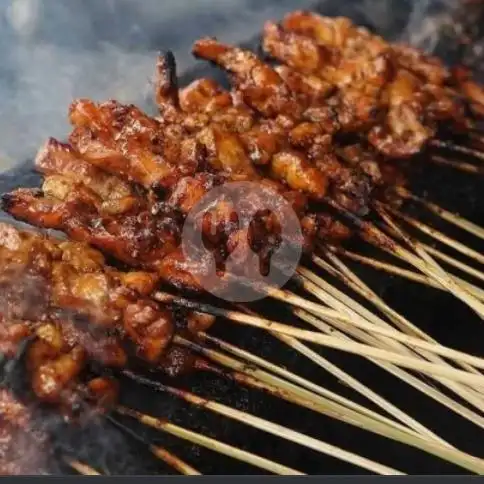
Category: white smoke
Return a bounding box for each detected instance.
[0,0,320,171]
[0,0,465,172]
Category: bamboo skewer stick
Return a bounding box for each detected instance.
[107,415,201,475]
[65,459,101,476]
[239,301,479,434]
[313,248,484,381]
[330,246,484,301]
[395,188,484,241]
[175,335,442,444]
[326,198,484,314]
[430,140,484,162]
[294,308,484,429]
[429,155,484,174]
[122,370,484,474]
[422,243,484,284]
[319,250,482,374]
[374,206,484,318]
[197,329,441,441]
[388,207,484,267]
[120,373,404,475]
[246,283,484,372]
[295,302,484,429]
[310,251,484,406]
[150,447,201,475]
[154,292,484,387]
[116,406,304,475]
[177,341,450,446]
[292,285,484,415]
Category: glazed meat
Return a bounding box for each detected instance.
[260,10,477,157]
[0,223,174,366]
[193,37,302,118]
[69,99,202,191]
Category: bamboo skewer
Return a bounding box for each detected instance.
[150,447,201,476]
[309,251,484,406]
[120,372,404,475]
[110,417,201,475]
[330,246,484,301]
[292,283,484,414]
[430,140,484,162]
[319,250,482,373]
[121,370,484,474]
[374,206,484,318]
[422,243,484,284]
[234,283,484,372]
[107,415,201,475]
[395,188,484,241]
[294,308,484,429]
[116,406,304,475]
[176,334,450,446]
[65,459,101,476]
[388,207,484,267]
[197,329,442,441]
[429,155,484,174]
[327,198,484,314]
[310,248,484,382]
[154,292,484,387]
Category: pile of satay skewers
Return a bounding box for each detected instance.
[2,9,484,475]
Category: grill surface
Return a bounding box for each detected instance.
[0,0,484,475]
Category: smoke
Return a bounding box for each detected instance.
[0,0,467,172]
[0,0,325,170]
[397,0,460,52]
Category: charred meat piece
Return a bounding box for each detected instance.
[69,99,202,190]
[193,37,302,118]
[0,223,176,367]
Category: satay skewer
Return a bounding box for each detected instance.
[115,406,304,475]
[329,246,484,300]
[121,370,484,474]
[430,140,484,162]
[121,371,405,475]
[299,258,484,407]
[153,292,484,386]
[63,458,102,476]
[197,329,438,436]
[387,207,484,267]
[395,188,484,240]
[106,415,202,475]
[429,155,484,174]
[234,304,484,437]
[174,334,449,445]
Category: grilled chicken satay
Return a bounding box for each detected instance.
[26,320,120,414]
[0,223,216,384]
[262,21,390,133]
[0,317,119,424]
[167,52,379,214]
[189,45,376,212]
[69,98,202,191]
[154,52,363,249]
[264,11,473,156]
[192,37,303,119]
[3,139,208,290]
[0,223,176,365]
[452,66,484,117]
[155,52,329,197]
[263,16,424,154]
